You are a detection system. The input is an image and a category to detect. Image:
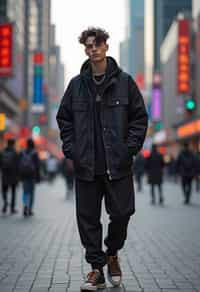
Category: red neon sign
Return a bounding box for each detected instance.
[0,23,13,77]
[33,52,44,65]
[177,20,190,94]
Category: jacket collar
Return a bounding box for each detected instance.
[80,56,121,82]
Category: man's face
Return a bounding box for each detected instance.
[85,36,108,63]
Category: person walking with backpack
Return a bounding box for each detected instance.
[0,138,19,214]
[19,139,40,217]
[57,27,148,291]
[176,143,197,204]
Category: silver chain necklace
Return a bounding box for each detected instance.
[92,74,106,85]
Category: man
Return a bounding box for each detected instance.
[146,144,165,205]
[0,138,19,214]
[57,27,148,291]
[176,143,197,204]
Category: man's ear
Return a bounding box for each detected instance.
[85,47,89,57]
[106,43,109,51]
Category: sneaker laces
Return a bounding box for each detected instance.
[86,270,100,283]
[108,256,121,275]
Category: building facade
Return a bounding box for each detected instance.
[0,0,25,128]
[193,0,200,116]
[160,14,200,152]
[145,0,192,89]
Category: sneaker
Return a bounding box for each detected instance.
[29,210,34,216]
[10,209,18,215]
[23,206,29,217]
[80,269,106,291]
[107,255,122,287]
[2,204,7,214]
[159,197,164,205]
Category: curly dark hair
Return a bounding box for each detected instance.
[79,27,110,45]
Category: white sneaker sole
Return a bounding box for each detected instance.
[107,272,122,287]
[80,283,106,291]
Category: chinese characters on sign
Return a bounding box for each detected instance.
[177,20,190,94]
[0,23,13,77]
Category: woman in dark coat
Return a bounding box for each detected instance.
[146,144,165,204]
[0,139,19,214]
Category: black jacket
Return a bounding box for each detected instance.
[146,150,164,184]
[176,149,197,178]
[56,57,148,181]
[0,147,19,185]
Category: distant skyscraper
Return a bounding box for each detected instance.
[126,0,144,78]
[119,40,129,73]
[49,25,65,130]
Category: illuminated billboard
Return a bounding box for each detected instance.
[32,52,45,113]
[177,19,190,94]
[0,23,13,77]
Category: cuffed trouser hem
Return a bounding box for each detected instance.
[91,264,104,273]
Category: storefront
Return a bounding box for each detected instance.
[176,117,200,151]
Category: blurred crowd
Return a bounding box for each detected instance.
[0,138,74,217]
[134,143,200,205]
[1,139,200,218]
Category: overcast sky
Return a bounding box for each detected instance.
[51,0,126,83]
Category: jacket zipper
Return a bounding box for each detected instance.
[100,79,116,181]
[84,76,116,180]
[84,79,95,179]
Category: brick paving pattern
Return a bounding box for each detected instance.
[0,177,200,292]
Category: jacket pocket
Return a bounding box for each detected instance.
[72,101,88,111]
[112,141,132,170]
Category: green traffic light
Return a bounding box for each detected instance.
[34,65,42,75]
[32,126,40,135]
[155,121,163,131]
[185,100,195,110]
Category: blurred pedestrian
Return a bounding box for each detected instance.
[0,139,19,214]
[134,152,146,192]
[46,154,58,183]
[57,27,148,291]
[19,139,40,217]
[194,151,200,192]
[176,143,197,204]
[146,144,165,205]
[61,157,74,199]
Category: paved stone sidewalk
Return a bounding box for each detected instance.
[0,177,200,292]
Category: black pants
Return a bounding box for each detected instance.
[181,176,193,203]
[75,175,135,269]
[150,183,163,203]
[136,173,143,192]
[1,183,17,211]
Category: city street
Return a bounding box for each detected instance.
[0,177,200,292]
